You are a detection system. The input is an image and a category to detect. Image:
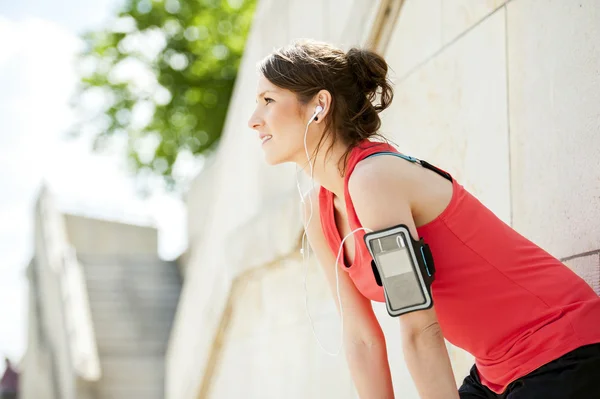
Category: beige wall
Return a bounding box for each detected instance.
[63,214,158,257]
[20,260,55,399]
[507,0,600,261]
[381,0,600,389]
[24,189,79,399]
[168,0,600,398]
[21,189,109,399]
[207,256,356,399]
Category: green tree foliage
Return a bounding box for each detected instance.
[73,0,256,190]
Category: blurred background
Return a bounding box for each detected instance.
[0,0,599,398]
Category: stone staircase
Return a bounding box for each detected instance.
[79,255,181,399]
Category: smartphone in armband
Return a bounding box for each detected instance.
[363,224,436,317]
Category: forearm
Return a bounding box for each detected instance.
[402,325,459,399]
[346,340,395,399]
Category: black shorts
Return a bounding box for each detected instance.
[458,343,600,399]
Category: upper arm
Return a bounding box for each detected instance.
[348,158,441,339]
[302,188,384,346]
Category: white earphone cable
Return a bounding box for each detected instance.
[298,106,372,356]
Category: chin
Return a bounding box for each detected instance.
[264,151,292,166]
[262,141,293,166]
[263,154,283,166]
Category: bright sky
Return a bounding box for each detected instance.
[0,0,189,363]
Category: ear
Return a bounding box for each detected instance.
[312,89,332,124]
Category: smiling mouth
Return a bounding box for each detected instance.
[261,135,272,144]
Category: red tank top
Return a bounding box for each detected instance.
[319,140,600,394]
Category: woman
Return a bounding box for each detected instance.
[247,39,600,399]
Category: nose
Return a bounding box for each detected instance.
[247,109,264,131]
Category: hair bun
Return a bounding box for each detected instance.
[346,47,393,112]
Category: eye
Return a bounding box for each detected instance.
[264,97,274,104]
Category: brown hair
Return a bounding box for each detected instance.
[257,39,394,175]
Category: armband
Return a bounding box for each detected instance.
[364,224,435,317]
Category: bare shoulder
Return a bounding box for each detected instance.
[349,154,452,229]
[348,155,415,200]
[347,155,418,235]
[347,155,417,217]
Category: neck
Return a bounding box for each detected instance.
[295,138,351,199]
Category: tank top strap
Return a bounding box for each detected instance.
[342,141,398,184]
[363,151,453,182]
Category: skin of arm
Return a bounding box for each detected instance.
[303,189,396,399]
[347,158,460,399]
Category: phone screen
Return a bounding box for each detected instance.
[372,237,426,310]
[376,248,413,278]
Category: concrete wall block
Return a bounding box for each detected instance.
[385,0,443,79]
[507,0,600,258]
[209,321,355,399]
[383,8,510,223]
[564,253,600,295]
[224,257,333,342]
[208,258,355,399]
[165,264,231,399]
[442,0,507,45]
[64,215,158,257]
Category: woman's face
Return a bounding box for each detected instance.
[248,75,315,165]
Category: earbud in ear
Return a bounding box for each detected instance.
[313,105,323,121]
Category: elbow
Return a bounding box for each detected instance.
[402,321,445,347]
[344,334,389,380]
[345,330,387,353]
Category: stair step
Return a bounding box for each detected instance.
[83,268,180,282]
[90,304,175,324]
[96,384,164,399]
[77,254,171,265]
[97,356,165,397]
[97,340,168,355]
[86,283,180,295]
[78,256,180,399]
[94,327,173,341]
